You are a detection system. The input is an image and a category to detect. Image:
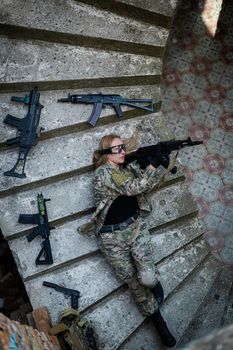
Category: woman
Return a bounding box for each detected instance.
[92,134,176,348]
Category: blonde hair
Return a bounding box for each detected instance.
[93,134,120,169]
[93,131,139,169]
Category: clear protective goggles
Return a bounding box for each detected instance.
[100,143,126,155]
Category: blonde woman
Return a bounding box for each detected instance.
[91,133,176,348]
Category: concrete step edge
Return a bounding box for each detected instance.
[22,224,205,284]
[106,249,212,350]
[77,0,172,28]
[220,278,233,327]
[0,102,161,150]
[178,266,233,347]
[6,176,187,241]
[0,75,161,93]
[0,23,165,57]
[177,268,222,347]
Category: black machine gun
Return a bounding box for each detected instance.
[125,137,203,174]
[4,86,44,178]
[58,93,154,126]
[43,281,81,309]
[18,193,55,265]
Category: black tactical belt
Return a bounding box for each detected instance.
[99,212,139,234]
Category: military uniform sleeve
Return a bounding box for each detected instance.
[102,165,168,196]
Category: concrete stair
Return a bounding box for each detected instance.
[0,1,232,349]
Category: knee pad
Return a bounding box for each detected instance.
[138,269,157,288]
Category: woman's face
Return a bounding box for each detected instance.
[106,137,126,167]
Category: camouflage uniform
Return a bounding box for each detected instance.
[92,161,168,316]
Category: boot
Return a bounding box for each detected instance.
[150,310,176,348]
[151,282,164,304]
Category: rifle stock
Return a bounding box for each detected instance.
[4,87,44,178]
[18,193,54,265]
[36,239,53,265]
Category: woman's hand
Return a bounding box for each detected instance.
[167,152,178,172]
[148,164,157,171]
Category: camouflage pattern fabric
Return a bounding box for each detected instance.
[98,218,159,316]
[91,161,168,315]
[81,161,169,315]
[92,161,167,231]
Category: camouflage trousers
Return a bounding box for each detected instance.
[98,218,159,316]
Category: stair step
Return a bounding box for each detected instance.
[25,254,123,321]
[24,230,208,325]
[82,239,210,350]
[0,37,162,84]
[118,319,161,350]
[152,216,203,264]
[1,113,173,193]
[0,0,169,45]
[2,176,193,239]
[158,238,210,300]
[9,213,200,280]
[0,23,165,57]
[120,255,222,350]
[220,276,233,327]
[84,289,144,350]
[77,0,172,28]
[178,324,233,350]
[0,75,162,93]
[0,85,161,143]
[162,255,222,342]
[115,0,178,17]
[178,266,233,347]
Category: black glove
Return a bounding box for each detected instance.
[137,156,150,169]
[147,155,162,168]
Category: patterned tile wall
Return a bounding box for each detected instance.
[161,0,233,267]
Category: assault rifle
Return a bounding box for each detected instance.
[125,137,203,174]
[58,93,154,126]
[43,281,81,309]
[18,193,55,265]
[4,87,44,178]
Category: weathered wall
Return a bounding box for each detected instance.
[161,0,233,267]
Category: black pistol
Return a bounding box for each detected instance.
[43,281,80,309]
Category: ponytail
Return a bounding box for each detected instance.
[92,149,108,169]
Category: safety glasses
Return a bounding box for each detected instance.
[101,144,126,154]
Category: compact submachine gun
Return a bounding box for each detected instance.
[18,193,54,265]
[4,87,44,178]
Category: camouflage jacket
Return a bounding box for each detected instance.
[92,161,168,231]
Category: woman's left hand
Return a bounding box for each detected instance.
[167,152,178,172]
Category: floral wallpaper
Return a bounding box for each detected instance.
[161,0,233,267]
